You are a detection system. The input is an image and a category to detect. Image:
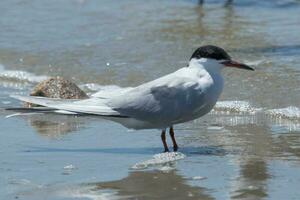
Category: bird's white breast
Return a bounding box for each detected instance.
[173,60,224,124]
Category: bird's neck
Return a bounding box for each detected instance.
[189,58,223,75]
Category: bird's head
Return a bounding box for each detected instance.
[189,45,254,72]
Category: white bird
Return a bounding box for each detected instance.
[10,45,254,152]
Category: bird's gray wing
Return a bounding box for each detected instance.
[109,78,206,124]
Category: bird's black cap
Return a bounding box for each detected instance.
[190,45,231,61]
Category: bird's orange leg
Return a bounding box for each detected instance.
[161,129,169,152]
[169,126,178,152]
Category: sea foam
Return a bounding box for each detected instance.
[266,106,300,120]
[0,64,48,83]
[131,152,186,170]
[214,100,300,120]
[213,100,262,114]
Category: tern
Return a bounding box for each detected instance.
[10,45,254,152]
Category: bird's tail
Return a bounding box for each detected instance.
[10,95,124,117]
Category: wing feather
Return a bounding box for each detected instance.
[109,73,206,124]
[10,95,122,116]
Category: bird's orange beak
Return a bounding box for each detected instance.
[221,60,254,71]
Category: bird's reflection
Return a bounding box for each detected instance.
[231,158,269,199]
[161,1,269,54]
[15,170,214,200]
[212,123,271,200]
[88,170,213,200]
[21,114,88,139]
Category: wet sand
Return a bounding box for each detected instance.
[1,109,300,199]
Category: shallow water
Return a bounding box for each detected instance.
[1,0,300,199]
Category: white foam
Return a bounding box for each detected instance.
[266,106,300,120]
[213,100,261,114]
[62,164,78,175]
[131,152,185,170]
[191,176,207,180]
[62,187,119,200]
[214,101,300,120]
[0,64,48,83]
[207,126,224,131]
[0,81,30,90]
[63,164,77,170]
[158,165,175,172]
